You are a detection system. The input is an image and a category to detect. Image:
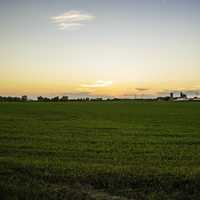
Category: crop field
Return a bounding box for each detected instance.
[0,101,200,199]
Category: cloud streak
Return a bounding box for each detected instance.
[135,88,149,92]
[81,80,113,88]
[51,10,95,30]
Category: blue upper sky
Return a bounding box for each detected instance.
[0,0,200,97]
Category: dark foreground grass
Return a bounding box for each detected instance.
[0,101,200,199]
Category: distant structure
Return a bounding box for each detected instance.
[174,92,188,101]
[180,92,187,99]
[157,91,189,101]
[193,97,200,101]
[170,93,174,99]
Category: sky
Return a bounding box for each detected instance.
[0,0,200,98]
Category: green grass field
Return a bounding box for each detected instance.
[0,101,200,199]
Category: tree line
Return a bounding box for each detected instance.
[0,95,118,102]
[0,95,28,102]
[37,96,113,102]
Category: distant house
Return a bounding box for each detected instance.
[157,92,189,102]
[193,97,200,101]
[174,92,188,101]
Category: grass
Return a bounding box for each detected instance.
[0,101,200,199]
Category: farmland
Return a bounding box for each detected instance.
[0,101,200,199]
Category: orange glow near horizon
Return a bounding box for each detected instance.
[0,1,200,97]
[1,79,200,98]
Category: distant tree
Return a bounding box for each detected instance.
[60,96,69,101]
[95,98,103,101]
[37,96,51,102]
[112,98,120,101]
[43,97,51,102]
[21,95,28,101]
[1,96,20,102]
[37,96,44,102]
[51,96,59,102]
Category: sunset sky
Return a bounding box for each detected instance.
[0,0,200,98]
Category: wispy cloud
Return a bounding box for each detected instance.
[135,88,149,92]
[81,80,113,88]
[51,10,95,30]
